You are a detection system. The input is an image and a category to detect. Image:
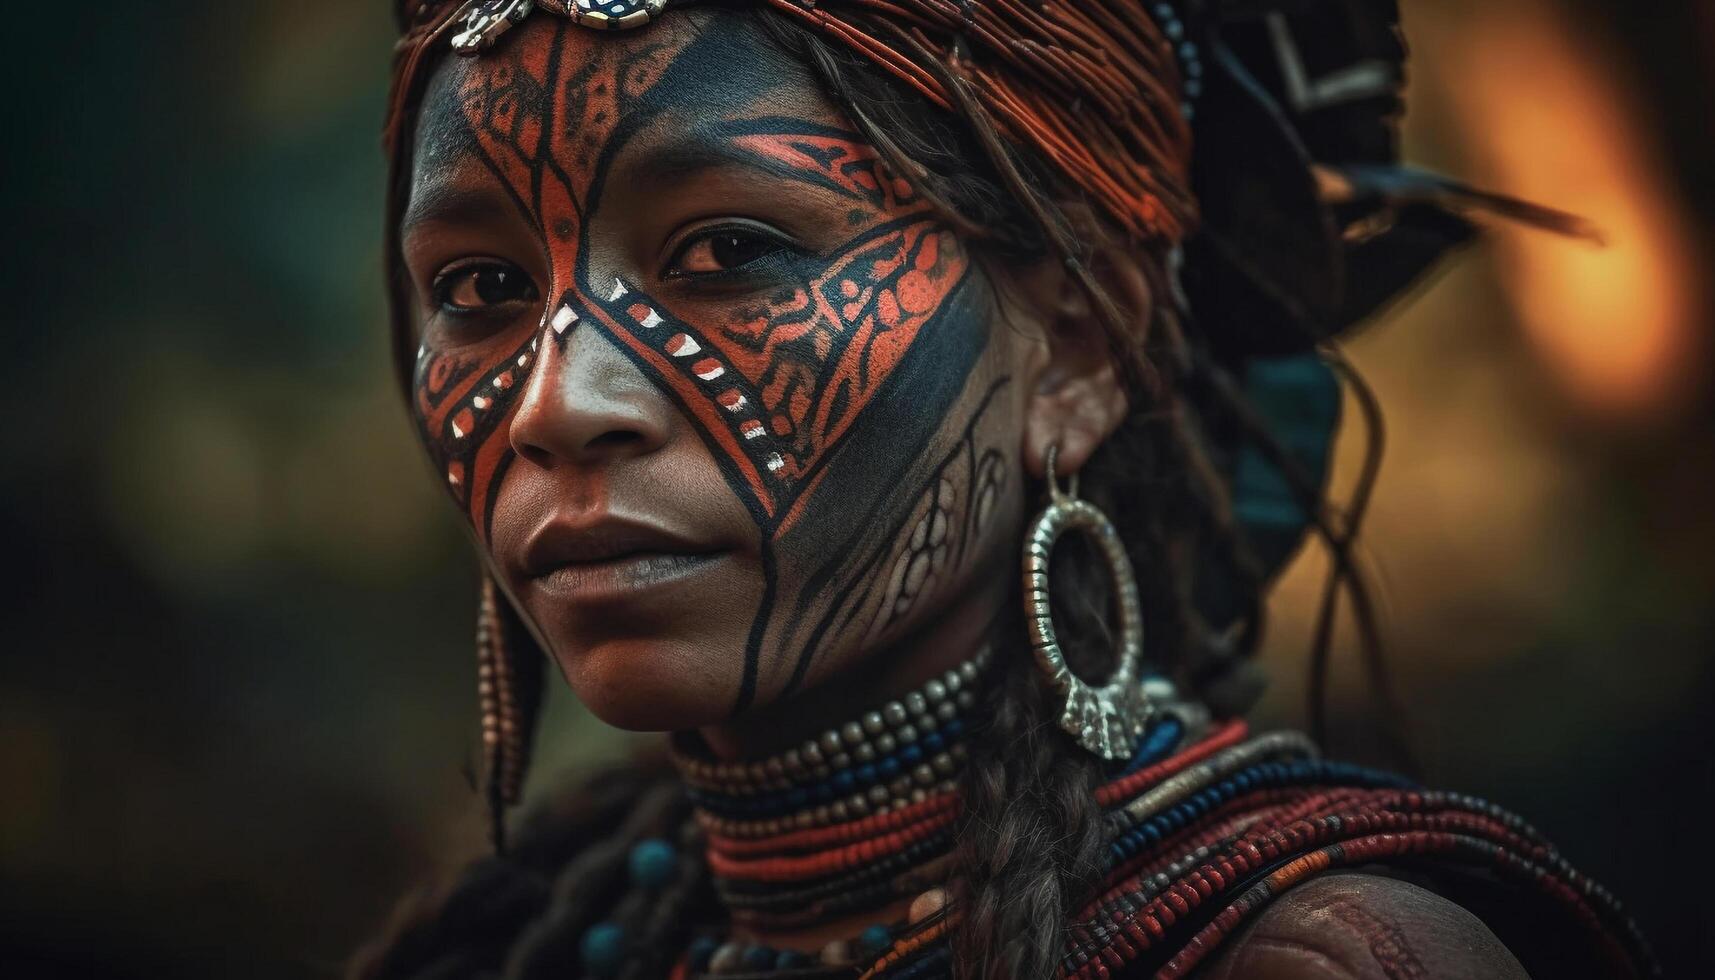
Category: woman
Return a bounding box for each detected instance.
[361,1,1654,977]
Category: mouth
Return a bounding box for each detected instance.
[534,550,725,598]
[520,516,727,602]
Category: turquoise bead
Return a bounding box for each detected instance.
[686,936,719,971]
[628,838,678,889]
[858,924,893,956]
[580,922,626,978]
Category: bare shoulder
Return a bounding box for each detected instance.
[1193,871,1529,980]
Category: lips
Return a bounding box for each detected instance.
[520,515,722,581]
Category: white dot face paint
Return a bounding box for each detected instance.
[551,304,578,335]
[407,18,1009,729]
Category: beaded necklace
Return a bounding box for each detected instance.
[660,657,1213,978]
[669,649,992,960]
[573,653,1655,980]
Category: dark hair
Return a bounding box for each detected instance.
[749,11,1280,976]
[361,3,1432,976]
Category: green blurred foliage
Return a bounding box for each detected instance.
[1,1,1709,976]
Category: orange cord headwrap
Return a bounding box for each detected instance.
[387,0,1196,246]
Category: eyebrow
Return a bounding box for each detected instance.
[628,117,868,194]
[402,175,532,235]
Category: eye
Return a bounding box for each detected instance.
[667,226,794,278]
[431,259,539,314]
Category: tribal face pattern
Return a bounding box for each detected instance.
[571,150,963,534]
[413,24,687,542]
[407,16,1011,713]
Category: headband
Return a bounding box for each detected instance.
[387,0,1198,246]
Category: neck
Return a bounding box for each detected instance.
[668,586,1007,963]
[661,582,1214,971]
[695,569,1012,761]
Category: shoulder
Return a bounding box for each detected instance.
[1191,871,1529,980]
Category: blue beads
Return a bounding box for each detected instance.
[893,944,952,980]
[858,924,893,956]
[696,929,898,971]
[688,710,980,819]
[580,922,626,978]
[628,838,677,890]
[1118,716,1186,776]
[1104,758,1421,869]
[686,936,719,972]
[1149,2,1203,119]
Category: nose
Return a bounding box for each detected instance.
[508,311,673,468]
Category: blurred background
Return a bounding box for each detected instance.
[2,0,1710,976]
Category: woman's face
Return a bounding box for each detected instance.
[400,13,1079,731]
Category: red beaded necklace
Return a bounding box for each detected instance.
[670,716,1657,979]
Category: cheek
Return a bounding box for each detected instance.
[411,329,541,536]
[637,224,974,535]
[748,272,1027,690]
[858,360,1029,647]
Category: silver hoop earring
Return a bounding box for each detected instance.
[1022,445,1152,759]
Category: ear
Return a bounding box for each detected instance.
[1018,236,1150,482]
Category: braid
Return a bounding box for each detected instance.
[374,4,1462,976]
[749,8,1300,973]
[613,820,713,980]
[350,756,708,980]
[509,778,707,980]
[950,642,1106,979]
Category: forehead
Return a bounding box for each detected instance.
[410,10,829,174]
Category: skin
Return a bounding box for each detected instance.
[399,10,1529,972]
[1193,873,1529,980]
[400,11,1127,750]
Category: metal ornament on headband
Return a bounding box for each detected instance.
[407,0,1196,244]
[450,0,535,54]
[568,0,670,30]
[449,0,674,52]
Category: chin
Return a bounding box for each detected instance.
[552,633,739,732]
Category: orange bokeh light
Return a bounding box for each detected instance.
[1432,2,1705,422]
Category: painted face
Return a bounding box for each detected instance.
[401,13,1034,730]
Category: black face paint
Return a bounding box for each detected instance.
[410,17,1009,713]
